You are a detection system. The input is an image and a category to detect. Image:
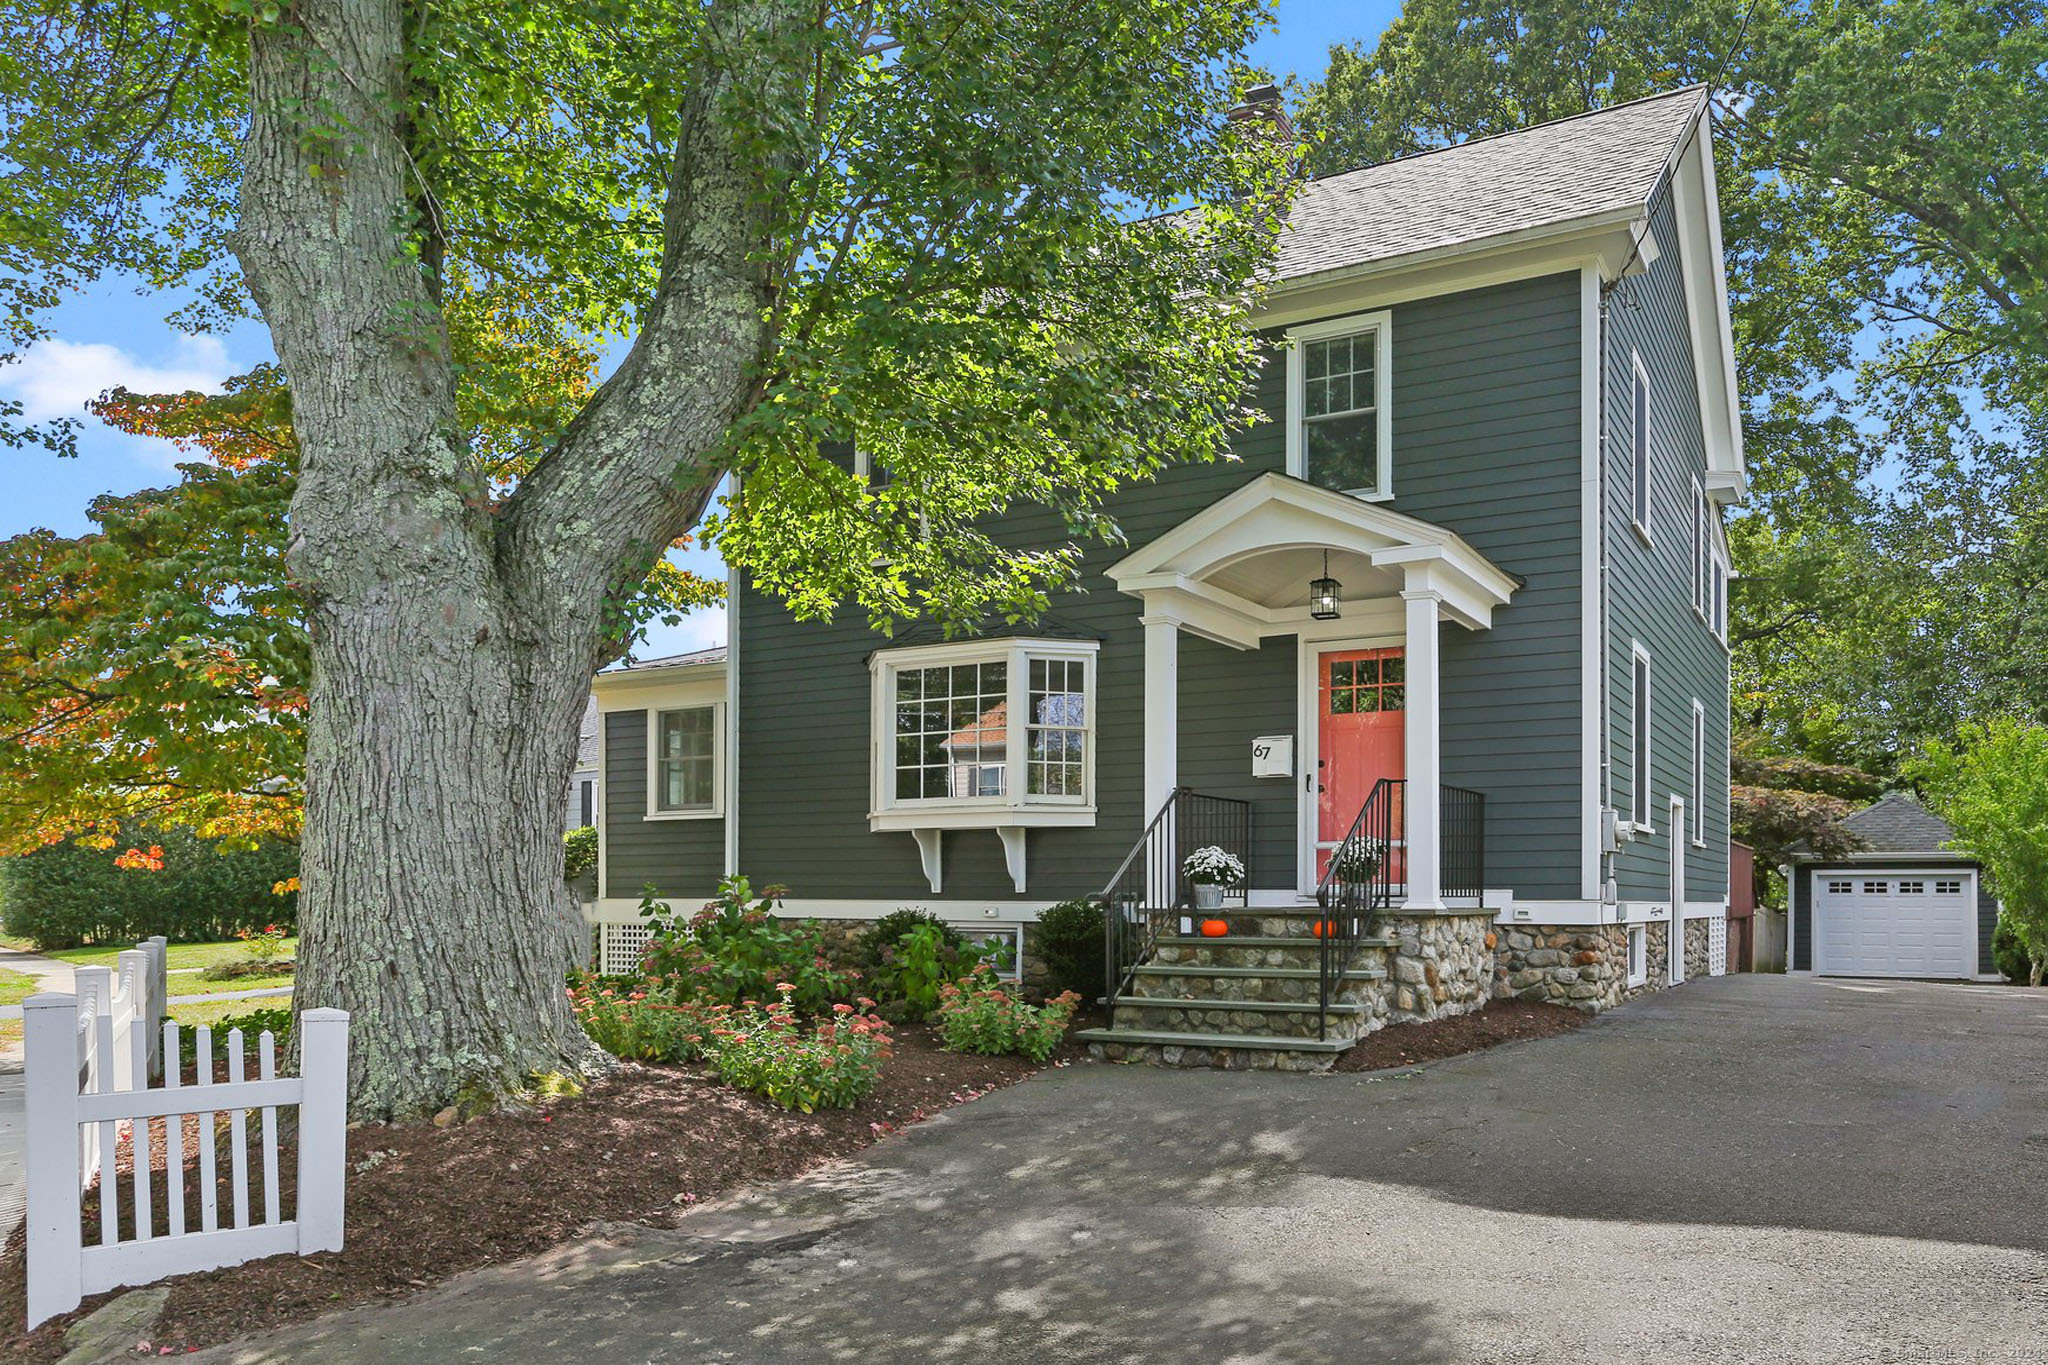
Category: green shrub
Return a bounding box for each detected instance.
[865,921,985,1023]
[176,1005,293,1074]
[641,877,853,1017]
[934,965,1080,1062]
[1993,913,2038,984]
[706,986,892,1112]
[851,910,965,970]
[1033,899,1105,1001]
[569,974,715,1062]
[563,826,598,881]
[0,825,299,949]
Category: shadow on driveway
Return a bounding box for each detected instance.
[203,974,2048,1364]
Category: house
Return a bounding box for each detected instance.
[565,695,600,833]
[1785,793,2001,980]
[588,87,1743,1065]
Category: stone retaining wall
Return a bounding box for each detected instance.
[1491,926,1630,1012]
[1683,918,1713,981]
[1382,912,1493,1023]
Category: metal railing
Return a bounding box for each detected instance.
[1314,778,1400,1039]
[1096,788,1252,1027]
[1442,784,1487,900]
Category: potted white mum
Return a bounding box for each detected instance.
[1183,845,1246,911]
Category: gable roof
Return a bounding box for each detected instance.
[1271,86,1706,286]
[1838,794,1962,855]
[605,645,728,675]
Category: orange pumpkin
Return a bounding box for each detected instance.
[1308,919,1337,938]
[1199,918,1229,938]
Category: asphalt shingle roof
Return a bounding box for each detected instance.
[1271,86,1706,284]
[1838,794,1962,855]
[613,645,729,672]
[574,694,600,770]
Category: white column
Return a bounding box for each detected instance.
[1402,589,1443,909]
[1141,614,1180,820]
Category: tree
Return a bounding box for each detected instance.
[0,299,718,858]
[5,1,1294,1116]
[1911,720,2048,986]
[1293,0,2048,773]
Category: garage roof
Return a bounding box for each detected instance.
[1838,794,1961,855]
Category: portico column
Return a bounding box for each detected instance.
[1402,588,1443,909]
[1141,614,1180,820]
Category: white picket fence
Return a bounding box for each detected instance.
[21,952,350,1330]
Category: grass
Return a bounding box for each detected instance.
[169,994,292,1032]
[178,970,296,995]
[0,967,38,1007]
[0,1018,21,1051]
[24,937,297,974]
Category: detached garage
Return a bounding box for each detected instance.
[1789,794,2000,980]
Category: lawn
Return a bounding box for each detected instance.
[0,967,38,1007]
[168,994,292,1031]
[30,938,297,974]
[173,970,296,995]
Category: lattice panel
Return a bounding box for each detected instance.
[1706,915,1728,976]
[599,923,654,977]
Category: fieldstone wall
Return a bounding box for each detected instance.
[1683,918,1713,981]
[1492,926,1629,1013]
[1633,920,1670,999]
[1382,912,1493,1023]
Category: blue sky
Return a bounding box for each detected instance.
[0,2,1396,657]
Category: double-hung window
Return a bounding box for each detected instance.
[871,638,1099,830]
[1690,699,1707,847]
[649,704,719,817]
[1287,311,1393,499]
[1630,352,1652,541]
[1692,479,1709,620]
[1631,644,1653,831]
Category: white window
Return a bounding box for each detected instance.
[1690,699,1707,847]
[1826,880,1853,894]
[1863,880,1888,895]
[1631,643,1653,830]
[1897,880,1925,895]
[1627,926,1648,987]
[1711,549,1728,643]
[1630,351,1652,541]
[648,704,721,818]
[1286,311,1393,500]
[871,638,1099,829]
[1692,479,1709,619]
[1936,879,1963,895]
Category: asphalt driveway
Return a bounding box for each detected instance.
[205,975,2048,1363]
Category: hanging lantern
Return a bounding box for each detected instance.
[1309,550,1342,621]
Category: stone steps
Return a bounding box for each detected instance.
[1072,1026,1352,1072]
[1114,994,1365,1041]
[1129,962,1383,1003]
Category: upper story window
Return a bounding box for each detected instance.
[1692,478,1709,620]
[870,638,1099,830]
[1630,351,1652,542]
[649,704,721,818]
[1631,643,1653,831]
[1690,699,1707,847]
[1286,310,1393,500]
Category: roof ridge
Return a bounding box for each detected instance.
[1307,83,1708,187]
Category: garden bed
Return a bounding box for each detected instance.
[0,1026,1075,1360]
[1331,997,1585,1073]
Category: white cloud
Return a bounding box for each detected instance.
[0,335,232,422]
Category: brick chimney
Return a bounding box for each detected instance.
[1228,82,1298,149]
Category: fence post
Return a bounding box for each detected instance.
[294,1009,350,1254]
[115,949,149,1091]
[143,937,169,1079]
[23,993,84,1329]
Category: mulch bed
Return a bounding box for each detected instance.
[0,1026,1076,1361]
[1330,997,1585,1073]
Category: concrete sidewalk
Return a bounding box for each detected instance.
[195,976,2048,1364]
[0,947,71,1235]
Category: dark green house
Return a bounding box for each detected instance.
[590,88,1744,1066]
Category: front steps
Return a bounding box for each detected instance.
[1077,910,1396,1070]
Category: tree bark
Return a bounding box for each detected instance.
[234,0,794,1117]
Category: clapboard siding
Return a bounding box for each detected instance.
[725,269,1593,904]
[602,710,726,902]
[1606,195,1732,905]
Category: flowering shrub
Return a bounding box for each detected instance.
[935,966,1080,1062]
[569,974,715,1063]
[708,985,892,1112]
[640,877,853,1016]
[1182,845,1245,887]
[236,923,291,964]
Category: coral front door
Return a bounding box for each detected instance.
[1315,647,1406,883]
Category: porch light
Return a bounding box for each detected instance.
[1308,551,1342,621]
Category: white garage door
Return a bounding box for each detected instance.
[1812,872,1973,978]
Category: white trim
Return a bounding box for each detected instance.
[1626,924,1648,987]
[594,705,609,902]
[1579,263,1605,902]
[1142,616,1180,823]
[1629,349,1653,544]
[1296,632,1400,893]
[1669,107,1747,503]
[1668,795,1687,985]
[1629,641,1653,831]
[1285,310,1394,501]
[1691,477,1708,621]
[1403,589,1443,909]
[1690,699,1707,848]
[644,702,725,820]
[724,566,740,876]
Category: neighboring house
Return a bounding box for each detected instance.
[565,694,600,833]
[1785,793,2000,981]
[589,88,1744,1064]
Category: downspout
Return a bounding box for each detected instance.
[1597,281,1614,916]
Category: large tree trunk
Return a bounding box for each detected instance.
[234,0,792,1117]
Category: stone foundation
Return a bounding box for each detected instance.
[1683,918,1713,981]
[1382,912,1493,1023]
[1491,925,1630,1012]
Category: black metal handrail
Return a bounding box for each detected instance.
[1096,788,1252,1026]
[1314,777,1400,1039]
[1442,784,1486,901]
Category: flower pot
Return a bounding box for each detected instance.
[1192,883,1225,911]
[1199,918,1230,938]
